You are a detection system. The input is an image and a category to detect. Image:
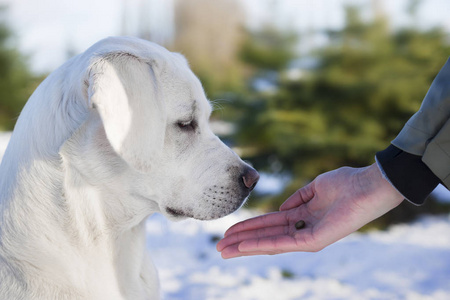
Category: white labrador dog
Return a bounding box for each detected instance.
[0,36,259,299]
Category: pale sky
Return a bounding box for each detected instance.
[1,0,449,74]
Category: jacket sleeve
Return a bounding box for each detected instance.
[376,57,450,205]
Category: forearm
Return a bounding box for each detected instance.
[393,57,450,156]
[385,57,450,197]
[375,57,450,203]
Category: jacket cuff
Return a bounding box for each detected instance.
[375,144,441,205]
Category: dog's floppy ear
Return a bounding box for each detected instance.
[87,52,166,172]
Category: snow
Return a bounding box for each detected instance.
[147,212,450,300]
[1,132,450,299]
[432,184,450,204]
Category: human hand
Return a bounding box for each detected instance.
[217,163,404,258]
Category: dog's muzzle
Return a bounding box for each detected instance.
[166,165,259,220]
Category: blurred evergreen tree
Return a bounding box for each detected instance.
[0,7,37,131]
[217,24,298,133]
[239,25,298,71]
[233,6,450,210]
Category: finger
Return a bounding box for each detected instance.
[219,228,314,258]
[217,225,288,252]
[220,243,247,259]
[238,235,300,253]
[224,211,288,237]
[279,182,315,211]
[220,244,284,259]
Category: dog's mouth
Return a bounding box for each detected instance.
[165,207,196,219]
[165,197,248,221]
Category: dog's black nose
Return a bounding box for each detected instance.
[242,166,260,191]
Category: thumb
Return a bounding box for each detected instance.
[280,182,315,211]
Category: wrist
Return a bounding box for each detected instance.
[355,163,404,217]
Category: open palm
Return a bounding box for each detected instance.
[217,164,403,258]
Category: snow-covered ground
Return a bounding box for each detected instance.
[147,211,450,300]
[1,131,450,299]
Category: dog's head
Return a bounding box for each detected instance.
[84,37,258,221]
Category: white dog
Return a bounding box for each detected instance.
[0,37,259,299]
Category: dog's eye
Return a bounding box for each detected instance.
[177,120,196,131]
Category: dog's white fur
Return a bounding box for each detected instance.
[0,37,258,299]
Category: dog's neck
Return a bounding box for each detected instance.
[0,97,159,298]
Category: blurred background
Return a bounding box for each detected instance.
[1,0,450,229]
